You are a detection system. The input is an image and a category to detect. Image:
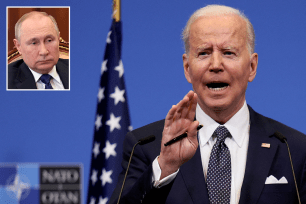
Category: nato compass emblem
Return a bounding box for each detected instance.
[0,163,40,204]
[5,173,31,201]
[0,163,81,204]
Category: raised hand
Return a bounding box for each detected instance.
[158,90,199,179]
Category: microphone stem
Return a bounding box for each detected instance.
[117,141,140,204]
[284,140,301,204]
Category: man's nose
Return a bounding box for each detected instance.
[209,52,224,72]
[39,43,49,56]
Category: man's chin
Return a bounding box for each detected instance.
[210,106,225,112]
[32,64,55,74]
[201,98,229,112]
[205,98,245,117]
[199,102,226,116]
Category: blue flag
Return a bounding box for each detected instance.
[87,20,132,204]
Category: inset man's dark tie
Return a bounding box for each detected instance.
[40,74,53,89]
[207,126,231,204]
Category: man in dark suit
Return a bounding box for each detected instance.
[109,5,306,204]
[8,58,69,89]
[8,11,69,90]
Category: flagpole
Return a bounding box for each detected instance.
[113,0,120,22]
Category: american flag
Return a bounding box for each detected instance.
[87,20,132,204]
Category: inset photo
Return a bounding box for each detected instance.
[7,7,70,90]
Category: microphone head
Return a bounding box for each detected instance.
[138,135,155,145]
[273,131,287,143]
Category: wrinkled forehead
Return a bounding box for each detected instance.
[20,14,57,40]
[189,14,248,47]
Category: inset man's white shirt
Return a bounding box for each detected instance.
[29,65,65,90]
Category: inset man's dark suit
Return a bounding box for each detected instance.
[8,59,69,89]
[109,106,306,204]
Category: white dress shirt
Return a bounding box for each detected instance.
[29,65,65,90]
[152,101,250,204]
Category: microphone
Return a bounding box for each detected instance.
[117,135,156,204]
[270,131,301,204]
[273,131,287,143]
[138,135,155,145]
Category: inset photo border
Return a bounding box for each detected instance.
[7,7,70,91]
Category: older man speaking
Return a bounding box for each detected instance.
[8,11,69,90]
[109,5,306,204]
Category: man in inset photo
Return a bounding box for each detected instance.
[7,9,69,90]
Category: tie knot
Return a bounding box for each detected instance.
[40,74,53,89]
[214,126,230,142]
[40,74,52,84]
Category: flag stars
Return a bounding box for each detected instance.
[103,140,117,159]
[89,197,96,204]
[114,60,124,78]
[89,24,133,202]
[91,169,98,186]
[98,196,108,204]
[110,86,125,105]
[106,31,112,44]
[106,113,121,132]
[100,168,113,186]
[92,142,100,158]
[101,60,108,75]
[98,87,105,103]
[95,115,103,131]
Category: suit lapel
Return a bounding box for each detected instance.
[56,59,69,89]
[15,62,37,89]
[239,107,279,204]
[180,147,210,204]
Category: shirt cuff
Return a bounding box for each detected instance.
[152,156,179,188]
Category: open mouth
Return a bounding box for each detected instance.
[207,82,229,91]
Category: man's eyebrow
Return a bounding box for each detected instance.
[195,45,239,52]
[26,34,56,42]
[45,34,56,39]
[196,45,211,51]
[26,37,39,43]
[222,46,239,52]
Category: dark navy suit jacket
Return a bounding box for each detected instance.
[109,106,306,204]
[8,59,69,89]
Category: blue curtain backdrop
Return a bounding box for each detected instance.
[1,0,306,202]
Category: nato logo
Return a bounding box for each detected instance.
[0,163,81,204]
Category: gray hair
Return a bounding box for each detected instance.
[182,5,255,55]
[15,11,59,41]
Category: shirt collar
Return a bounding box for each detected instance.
[28,65,61,84]
[196,101,250,148]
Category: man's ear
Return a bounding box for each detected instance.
[183,53,192,83]
[13,39,22,55]
[248,52,258,82]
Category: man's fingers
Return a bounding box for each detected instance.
[178,91,195,118]
[164,90,197,128]
[164,105,177,127]
[187,93,198,119]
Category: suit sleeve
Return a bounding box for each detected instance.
[108,130,174,204]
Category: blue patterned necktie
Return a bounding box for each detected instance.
[40,74,53,89]
[207,126,231,204]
